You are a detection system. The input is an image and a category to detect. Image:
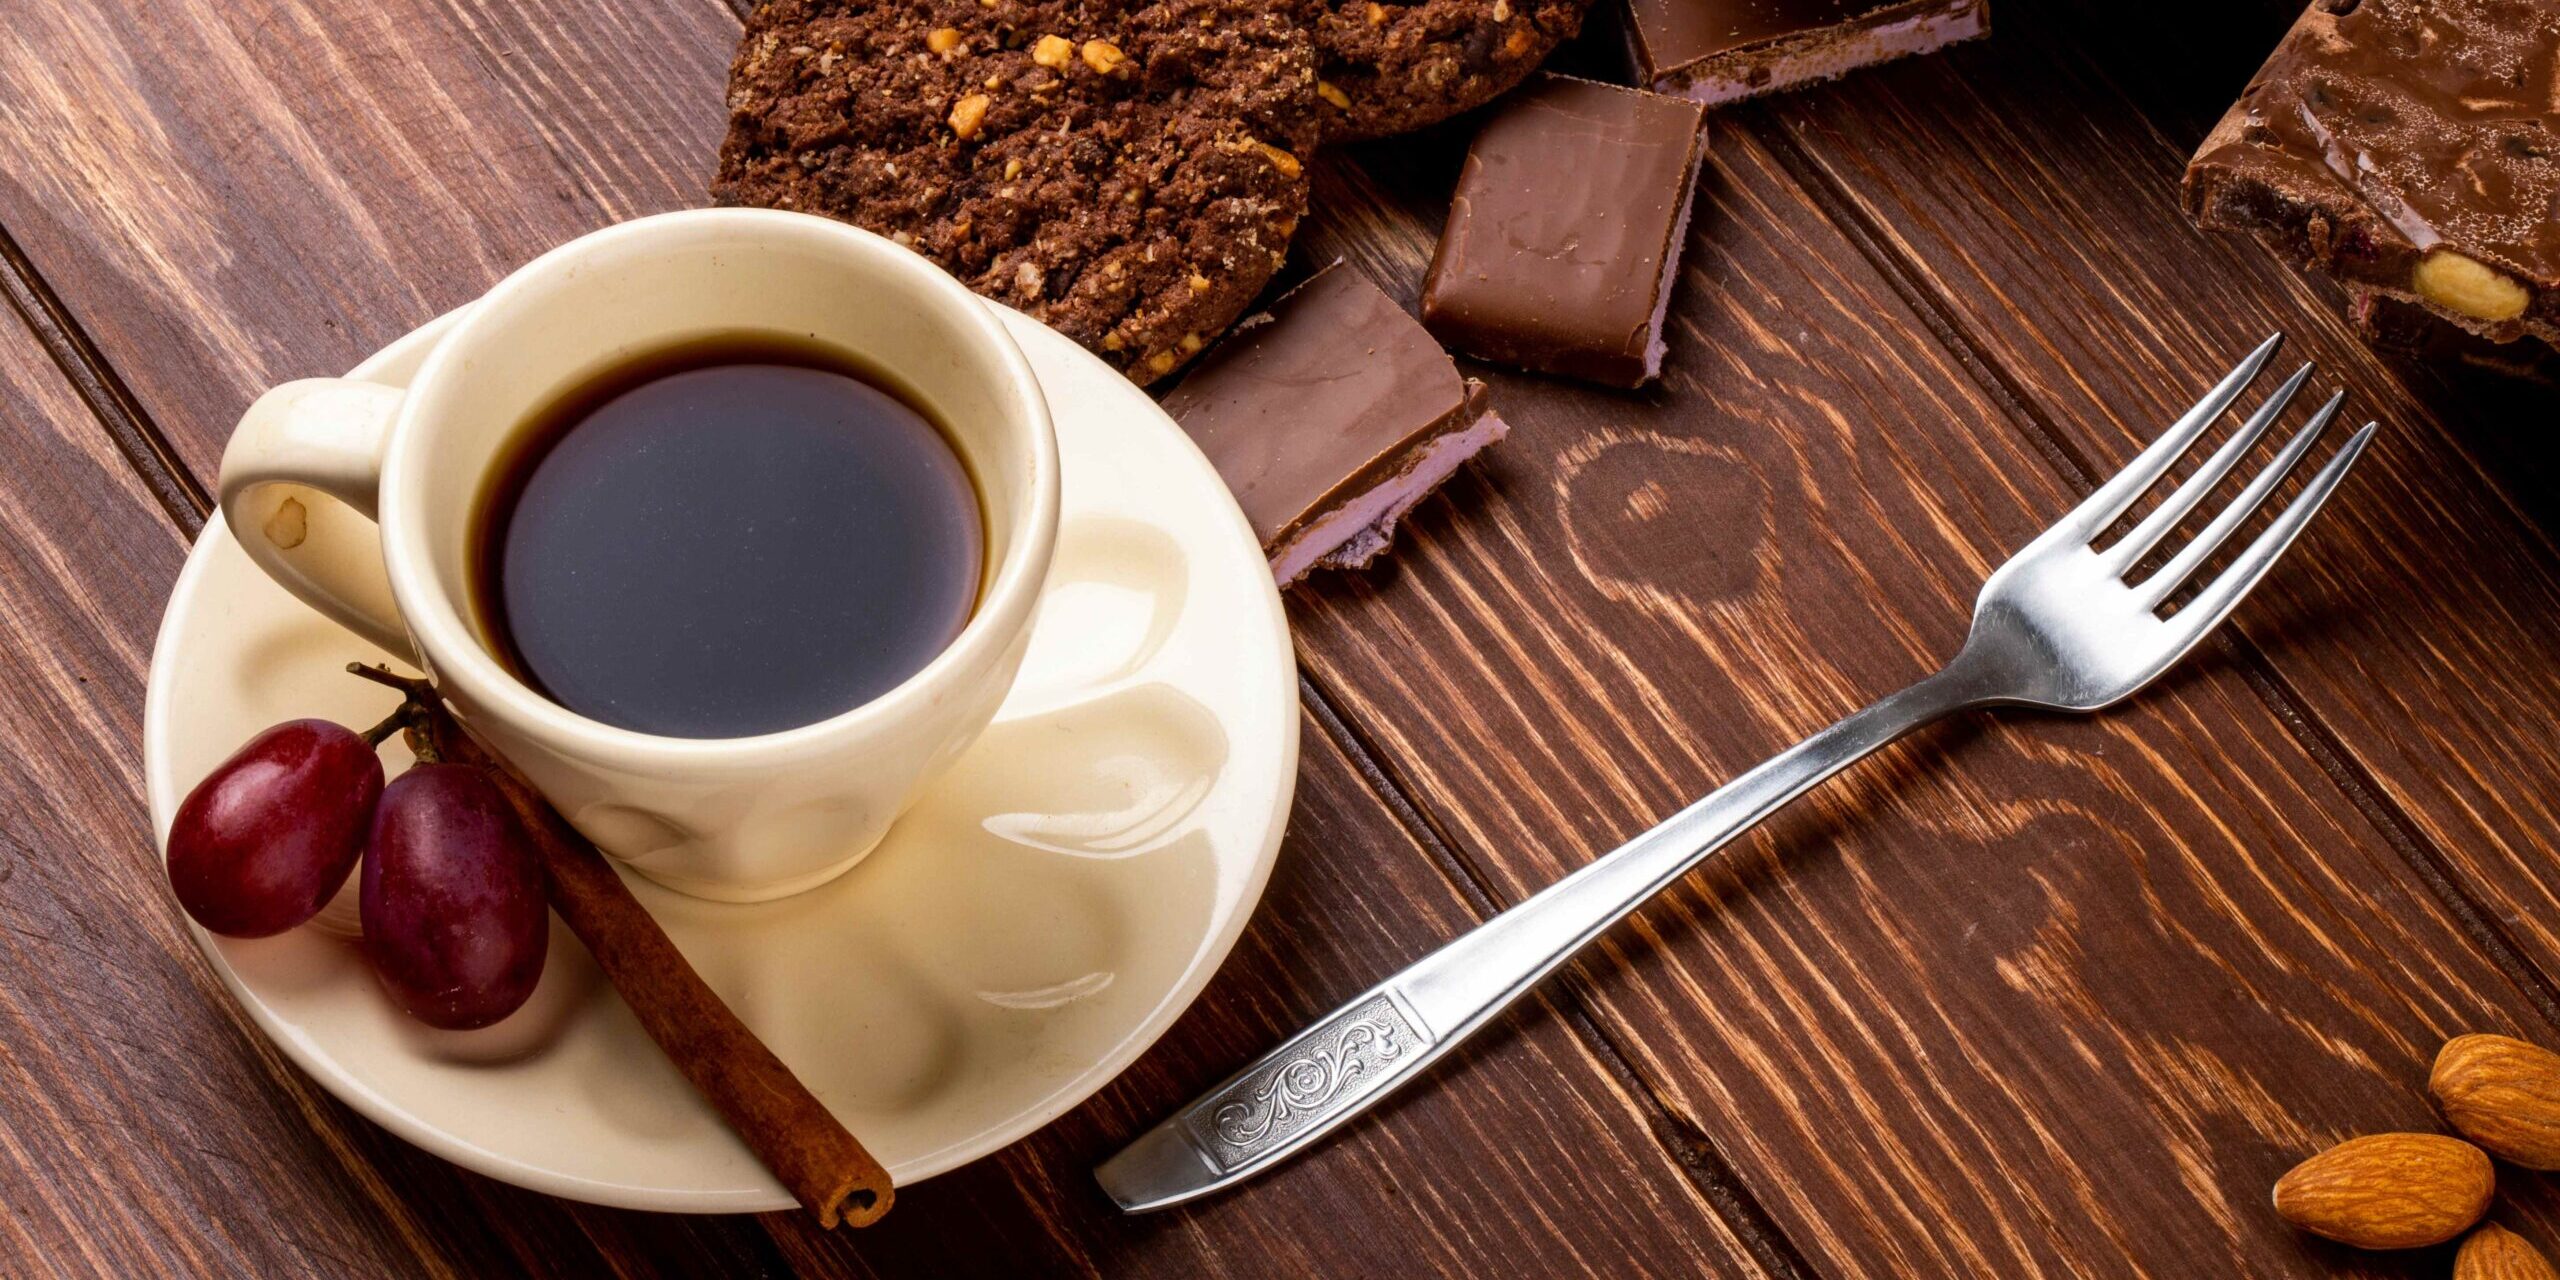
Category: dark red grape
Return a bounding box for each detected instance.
[360,764,548,1030]
[168,719,383,937]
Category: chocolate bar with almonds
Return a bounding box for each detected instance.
[2186,0,2560,349]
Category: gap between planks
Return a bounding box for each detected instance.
[1743,105,2560,1034]
[0,221,207,533]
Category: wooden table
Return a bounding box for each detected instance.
[5,0,2558,1274]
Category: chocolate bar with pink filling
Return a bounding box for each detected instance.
[1421,75,1708,389]
[1162,265,1508,586]
[1626,0,1989,106]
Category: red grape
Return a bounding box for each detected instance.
[167,719,382,937]
[361,764,548,1030]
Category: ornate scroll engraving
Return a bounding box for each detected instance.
[1190,994,1423,1166]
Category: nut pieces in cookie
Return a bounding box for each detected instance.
[716,0,1319,384]
[1308,0,1591,139]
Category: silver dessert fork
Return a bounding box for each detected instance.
[1097,335,2375,1212]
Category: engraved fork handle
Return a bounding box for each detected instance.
[1096,660,1998,1211]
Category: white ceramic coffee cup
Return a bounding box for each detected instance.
[218,208,1060,902]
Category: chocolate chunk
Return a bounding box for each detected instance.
[1419,75,1708,388]
[2348,287,2560,381]
[1161,265,1508,585]
[2185,0,2560,349]
[714,0,1318,385]
[1624,0,1989,105]
[1310,0,1593,140]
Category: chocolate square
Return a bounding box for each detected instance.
[1162,265,1508,585]
[1420,75,1709,389]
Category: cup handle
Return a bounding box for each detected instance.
[218,378,417,664]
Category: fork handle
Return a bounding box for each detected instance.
[1097,663,1994,1212]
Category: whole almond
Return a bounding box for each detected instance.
[2434,1034,2560,1169]
[2458,1223,2560,1280]
[2271,1132,2493,1250]
[2413,250,2529,323]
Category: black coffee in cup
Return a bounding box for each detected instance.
[470,336,983,739]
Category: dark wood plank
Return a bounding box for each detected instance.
[0,0,735,482]
[9,1,2560,1278]
[2042,0,2304,144]
[1744,5,2560,998]
[1286,125,2560,1276]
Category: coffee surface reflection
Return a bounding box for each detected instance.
[473,337,984,739]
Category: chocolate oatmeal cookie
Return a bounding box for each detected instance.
[716,0,1318,383]
[1311,0,1588,139]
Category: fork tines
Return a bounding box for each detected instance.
[2076,334,2376,630]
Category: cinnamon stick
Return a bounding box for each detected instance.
[416,697,893,1226]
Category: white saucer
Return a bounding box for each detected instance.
[144,304,1297,1212]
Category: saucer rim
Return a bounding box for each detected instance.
[144,302,1297,1212]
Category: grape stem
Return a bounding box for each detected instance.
[358,705,412,748]
[345,662,432,699]
[346,663,444,763]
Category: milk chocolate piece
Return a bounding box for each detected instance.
[1625,0,1989,105]
[2186,0,2560,349]
[1162,266,1508,585]
[1420,75,1708,389]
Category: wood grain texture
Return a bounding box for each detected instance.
[1291,123,2560,1276]
[1743,1,2560,1003]
[0,0,735,481]
[6,0,2560,1275]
